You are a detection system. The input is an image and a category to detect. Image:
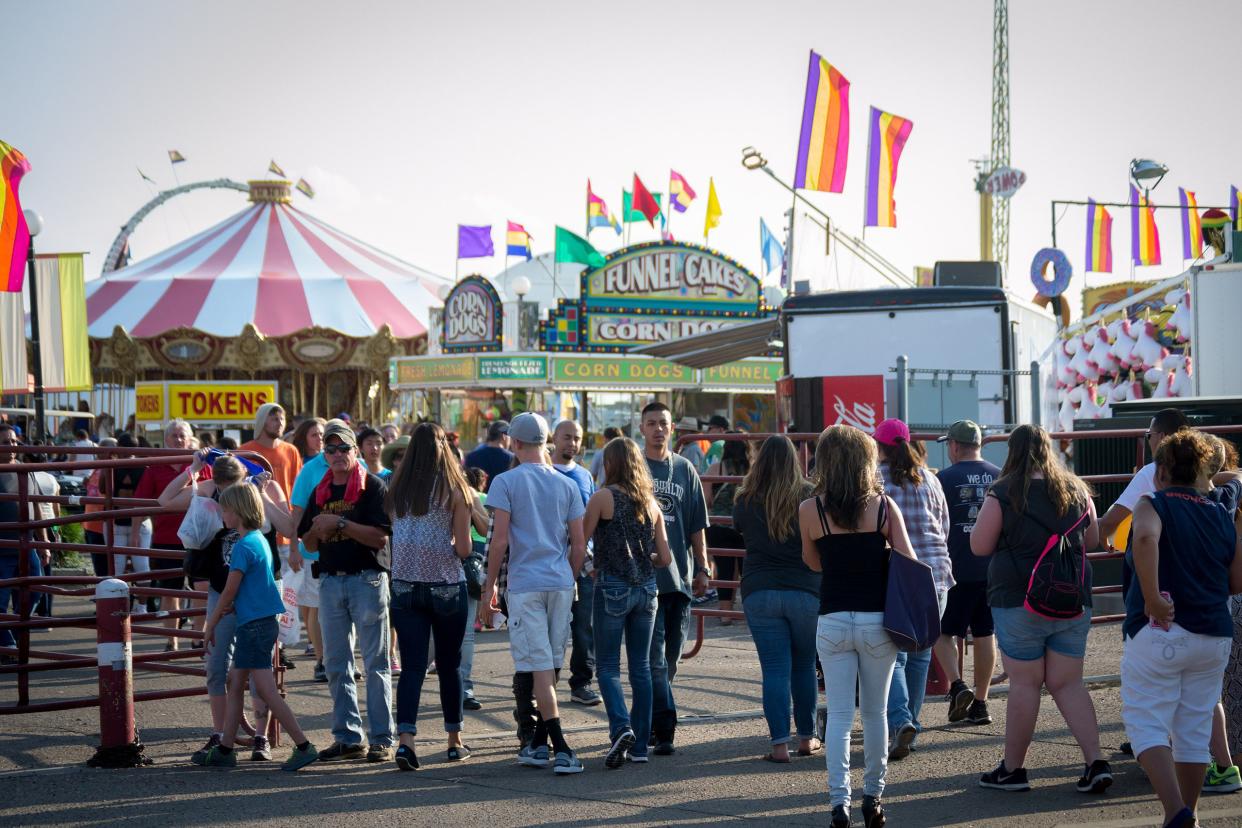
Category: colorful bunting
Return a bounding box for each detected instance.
[631,175,661,226]
[506,221,532,260]
[1130,185,1161,266]
[0,140,32,293]
[1179,188,1202,261]
[863,107,913,228]
[793,50,850,194]
[621,190,662,223]
[269,159,286,177]
[587,181,621,235]
[554,226,606,268]
[295,178,315,198]
[1084,199,1113,273]
[668,170,696,212]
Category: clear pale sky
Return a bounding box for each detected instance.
[9,0,1240,311]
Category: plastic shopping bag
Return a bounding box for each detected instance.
[177,495,223,551]
[277,565,305,646]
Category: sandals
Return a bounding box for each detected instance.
[797,739,823,757]
[446,745,471,762]
[762,752,791,764]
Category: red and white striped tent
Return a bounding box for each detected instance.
[86,189,445,339]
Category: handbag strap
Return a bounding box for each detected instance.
[814,496,832,536]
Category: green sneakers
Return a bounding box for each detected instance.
[202,746,238,768]
[1204,761,1242,794]
[282,743,319,772]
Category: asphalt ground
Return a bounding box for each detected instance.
[4,594,1242,827]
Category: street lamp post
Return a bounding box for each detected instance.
[22,209,45,444]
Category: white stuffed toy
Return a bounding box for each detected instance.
[1130,319,1170,371]
[1144,365,1173,398]
[1166,354,1193,397]
[1109,318,1139,371]
[1087,324,1121,377]
[1165,289,1193,344]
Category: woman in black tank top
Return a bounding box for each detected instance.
[797,425,917,828]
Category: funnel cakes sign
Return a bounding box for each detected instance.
[441,275,503,353]
[541,242,764,353]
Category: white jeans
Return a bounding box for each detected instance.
[817,611,898,806]
[1121,623,1231,763]
[111,520,152,575]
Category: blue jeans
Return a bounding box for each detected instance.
[650,591,691,742]
[887,588,949,738]
[0,552,42,648]
[569,572,596,691]
[319,572,394,747]
[594,578,658,753]
[818,611,898,806]
[460,594,478,698]
[391,580,467,736]
[744,589,820,745]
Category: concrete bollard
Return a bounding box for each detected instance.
[87,578,145,767]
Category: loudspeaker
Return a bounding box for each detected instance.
[933,260,1002,288]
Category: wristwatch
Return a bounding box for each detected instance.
[336,516,347,532]
[694,565,710,578]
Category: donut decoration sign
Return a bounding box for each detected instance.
[1030,248,1073,327]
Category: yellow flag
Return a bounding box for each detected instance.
[704,177,722,240]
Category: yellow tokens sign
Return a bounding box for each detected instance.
[167,382,279,423]
[134,383,166,422]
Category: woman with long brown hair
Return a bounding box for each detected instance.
[970,424,1110,794]
[799,425,917,828]
[872,419,951,762]
[735,435,819,763]
[290,417,326,462]
[582,437,672,768]
[384,422,474,769]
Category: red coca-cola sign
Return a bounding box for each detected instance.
[821,376,885,434]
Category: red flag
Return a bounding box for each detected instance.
[631,174,660,226]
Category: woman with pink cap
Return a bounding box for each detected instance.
[872,418,951,763]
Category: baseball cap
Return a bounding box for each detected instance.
[509,412,549,445]
[707,415,730,430]
[486,420,510,440]
[322,418,357,447]
[873,419,910,446]
[673,416,700,432]
[937,419,982,446]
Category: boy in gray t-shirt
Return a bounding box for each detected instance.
[481,413,587,774]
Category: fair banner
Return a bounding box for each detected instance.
[701,360,783,388]
[477,356,547,382]
[552,356,696,387]
[392,356,476,387]
[34,253,92,392]
[0,289,25,394]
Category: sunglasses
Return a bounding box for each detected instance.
[322,444,354,456]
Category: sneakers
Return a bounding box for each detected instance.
[979,759,1031,791]
[279,649,296,670]
[653,740,676,756]
[1165,807,1195,827]
[570,686,603,706]
[251,735,272,761]
[282,743,318,772]
[518,744,551,768]
[1204,761,1242,793]
[191,733,221,765]
[947,679,975,723]
[861,795,885,828]
[463,695,482,711]
[830,804,850,828]
[367,744,394,763]
[390,656,401,676]
[606,730,636,769]
[1119,741,1134,756]
[202,746,238,768]
[303,644,315,658]
[965,699,992,725]
[1077,759,1114,794]
[888,723,917,761]
[553,751,585,774]
[318,742,366,762]
[313,662,327,683]
[626,752,649,764]
[395,745,420,771]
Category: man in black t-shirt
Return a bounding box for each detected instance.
[934,420,1000,726]
[464,420,512,492]
[299,419,394,763]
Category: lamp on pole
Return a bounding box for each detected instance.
[22,209,46,444]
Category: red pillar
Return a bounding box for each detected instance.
[94,578,134,748]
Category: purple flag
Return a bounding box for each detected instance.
[457,224,494,259]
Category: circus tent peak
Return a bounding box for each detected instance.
[85,181,448,340]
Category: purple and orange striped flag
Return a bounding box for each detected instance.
[668,170,696,212]
[1231,185,1241,231]
[1179,188,1202,261]
[793,51,850,194]
[0,140,32,293]
[864,107,914,228]
[1084,199,1113,273]
[1130,185,1161,266]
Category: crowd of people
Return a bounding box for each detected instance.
[2,401,1240,828]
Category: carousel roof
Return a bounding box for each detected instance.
[85,185,447,339]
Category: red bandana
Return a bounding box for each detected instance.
[315,462,367,507]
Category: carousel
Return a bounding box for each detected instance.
[85,179,446,421]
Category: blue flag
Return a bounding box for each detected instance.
[760,218,784,277]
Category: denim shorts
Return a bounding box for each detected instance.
[991,605,1091,661]
[232,616,278,669]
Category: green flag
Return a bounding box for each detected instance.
[555,226,606,268]
[621,190,663,223]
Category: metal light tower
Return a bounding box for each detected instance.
[990,0,1011,277]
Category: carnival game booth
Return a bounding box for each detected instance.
[85,180,445,428]
[390,241,780,449]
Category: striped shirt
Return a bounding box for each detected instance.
[880,462,954,592]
